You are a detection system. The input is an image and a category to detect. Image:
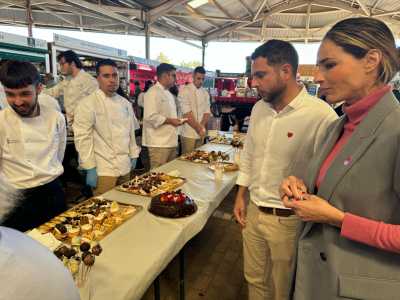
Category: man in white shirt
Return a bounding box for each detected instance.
[44,50,98,127]
[0,176,80,300]
[143,63,186,169]
[0,61,67,232]
[74,59,140,196]
[179,66,211,154]
[233,40,337,300]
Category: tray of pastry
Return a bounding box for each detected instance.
[116,172,186,197]
[208,162,239,172]
[208,135,233,145]
[37,197,141,243]
[179,150,230,164]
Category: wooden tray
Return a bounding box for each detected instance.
[116,172,186,197]
[37,198,142,243]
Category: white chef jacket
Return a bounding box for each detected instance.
[178,83,211,139]
[143,82,178,148]
[237,87,338,209]
[0,106,66,189]
[44,70,98,125]
[0,227,80,300]
[73,89,140,177]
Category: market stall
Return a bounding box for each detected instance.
[0,31,50,74]
[50,34,130,95]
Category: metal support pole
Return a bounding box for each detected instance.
[201,40,207,67]
[26,0,33,37]
[145,14,150,60]
[179,246,185,300]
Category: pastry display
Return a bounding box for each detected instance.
[37,198,141,242]
[209,134,233,145]
[53,240,103,286]
[117,172,186,197]
[209,162,239,172]
[180,150,230,164]
[149,190,197,218]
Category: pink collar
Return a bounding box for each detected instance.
[343,85,391,125]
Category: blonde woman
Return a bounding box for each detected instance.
[280,18,400,300]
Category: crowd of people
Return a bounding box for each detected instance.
[0,16,399,300]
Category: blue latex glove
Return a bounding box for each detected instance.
[86,167,97,188]
[130,158,137,170]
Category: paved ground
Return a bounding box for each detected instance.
[141,188,248,300]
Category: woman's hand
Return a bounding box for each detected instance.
[282,194,345,227]
[280,176,307,201]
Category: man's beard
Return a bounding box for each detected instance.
[261,84,285,105]
[11,98,38,117]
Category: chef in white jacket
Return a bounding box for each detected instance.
[143,63,186,169]
[43,50,98,127]
[73,59,140,196]
[0,61,67,232]
[178,66,211,154]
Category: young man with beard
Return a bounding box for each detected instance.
[179,66,211,154]
[233,40,337,300]
[44,50,98,127]
[73,59,140,195]
[0,61,67,232]
[143,63,186,169]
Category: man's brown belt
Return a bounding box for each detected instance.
[258,206,295,217]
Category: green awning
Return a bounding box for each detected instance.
[0,48,46,63]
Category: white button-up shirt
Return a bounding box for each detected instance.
[237,88,338,209]
[0,227,80,300]
[0,106,66,189]
[179,83,211,139]
[143,82,178,148]
[73,89,140,177]
[44,70,98,125]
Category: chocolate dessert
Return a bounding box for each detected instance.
[149,190,197,218]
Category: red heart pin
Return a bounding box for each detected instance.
[287,132,294,138]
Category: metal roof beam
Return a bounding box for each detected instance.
[204,0,309,42]
[354,0,370,16]
[149,0,189,22]
[373,9,400,17]
[61,0,144,29]
[37,4,76,25]
[237,0,254,18]
[254,0,268,21]
[209,0,234,19]
[312,0,364,15]
[185,4,220,28]
[160,16,204,36]
[167,13,249,22]
[305,2,312,43]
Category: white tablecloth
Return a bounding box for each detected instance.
[80,143,238,300]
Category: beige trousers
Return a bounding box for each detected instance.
[94,173,131,196]
[147,147,177,170]
[181,136,204,154]
[243,201,300,300]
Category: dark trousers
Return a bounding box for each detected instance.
[1,178,67,232]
